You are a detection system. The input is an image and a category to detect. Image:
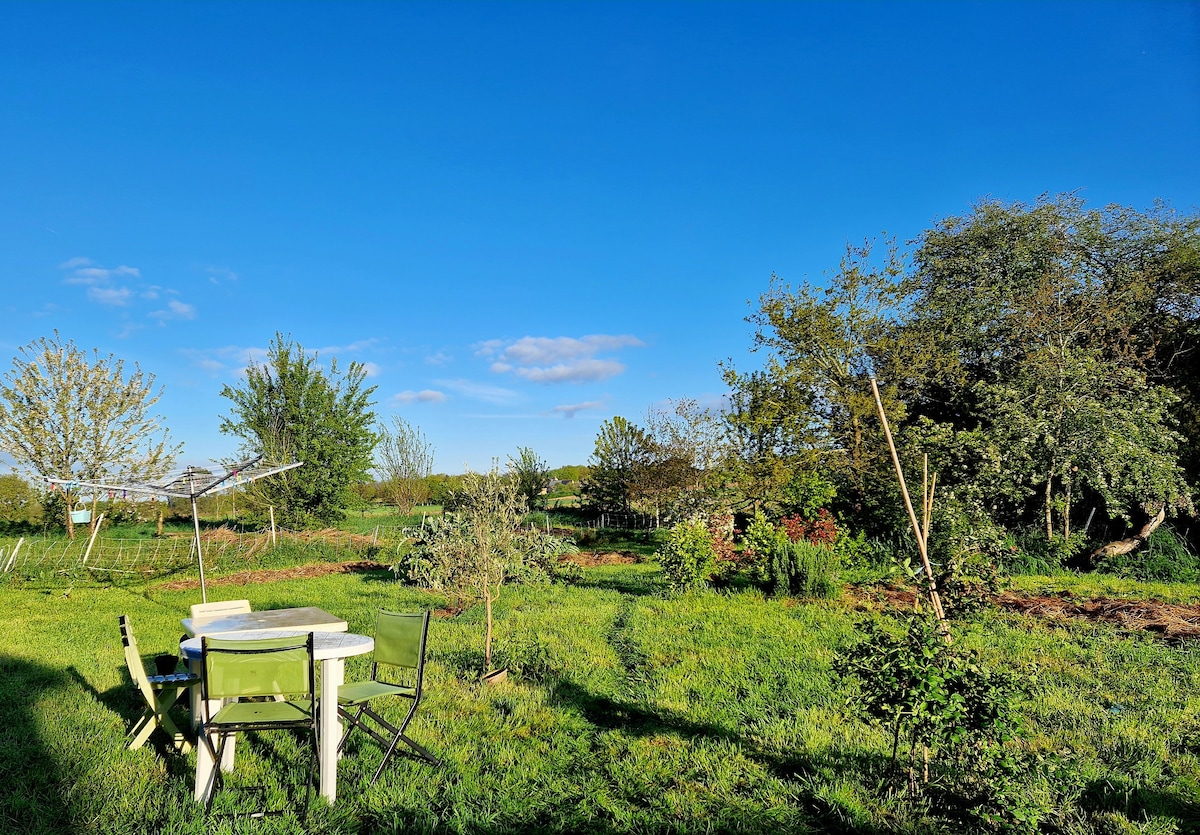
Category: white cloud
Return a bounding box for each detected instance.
[360,362,382,377]
[88,286,132,305]
[437,378,519,405]
[552,400,604,418]
[425,352,452,366]
[479,334,643,384]
[317,338,381,355]
[511,359,626,383]
[149,300,196,323]
[390,389,448,404]
[58,256,92,269]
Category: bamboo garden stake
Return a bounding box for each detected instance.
[869,377,950,638]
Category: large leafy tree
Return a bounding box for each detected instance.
[219,333,378,529]
[508,446,550,511]
[902,196,1196,546]
[581,416,655,515]
[723,240,917,522]
[0,332,179,537]
[730,196,1198,557]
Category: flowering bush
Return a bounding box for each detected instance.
[781,508,838,545]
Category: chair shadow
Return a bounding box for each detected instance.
[65,665,195,768]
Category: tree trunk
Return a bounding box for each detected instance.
[1090,506,1166,561]
[1044,476,1054,541]
[484,592,493,672]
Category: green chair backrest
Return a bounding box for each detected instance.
[374,611,428,672]
[202,634,314,701]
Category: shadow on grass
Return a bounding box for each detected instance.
[65,665,196,769]
[0,655,70,833]
[1080,777,1200,835]
[544,676,891,834]
[571,568,665,597]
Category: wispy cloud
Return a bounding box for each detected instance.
[390,389,448,404]
[552,400,605,418]
[149,299,196,323]
[59,257,196,325]
[66,265,140,284]
[437,378,520,405]
[318,338,382,355]
[360,362,382,377]
[425,351,453,366]
[477,334,643,384]
[206,266,238,284]
[88,286,132,305]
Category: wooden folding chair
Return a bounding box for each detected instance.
[118,615,199,754]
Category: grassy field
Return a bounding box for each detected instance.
[1,546,1199,834]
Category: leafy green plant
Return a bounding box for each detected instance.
[656,517,716,592]
[399,467,576,673]
[837,613,1047,831]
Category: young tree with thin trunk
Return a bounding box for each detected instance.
[375,416,435,515]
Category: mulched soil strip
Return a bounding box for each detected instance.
[562,550,640,568]
[158,560,386,591]
[846,584,1200,641]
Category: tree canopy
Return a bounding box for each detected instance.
[219,333,378,529]
[0,332,180,536]
[726,195,1199,558]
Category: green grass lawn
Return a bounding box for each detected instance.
[2,556,1199,834]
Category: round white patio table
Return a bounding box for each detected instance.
[180,629,374,805]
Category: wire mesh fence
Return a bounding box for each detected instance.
[0,525,414,585]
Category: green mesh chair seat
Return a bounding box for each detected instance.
[337,610,439,785]
[199,633,317,820]
[118,615,199,754]
[338,680,416,704]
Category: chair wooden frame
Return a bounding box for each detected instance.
[198,633,318,819]
[337,610,439,785]
[118,615,199,754]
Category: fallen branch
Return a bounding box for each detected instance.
[1090,506,1166,561]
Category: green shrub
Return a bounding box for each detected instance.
[656,517,716,593]
[741,512,786,580]
[765,539,839,599]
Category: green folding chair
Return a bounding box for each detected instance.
[198,633,317,820]
[118,615,198,754]
[337,610,439,784]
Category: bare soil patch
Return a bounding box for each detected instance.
[158,560,387,591]
[847,584,1200,641]
[564,550,640,567]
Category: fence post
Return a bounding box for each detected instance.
[82,514,105,566]
[3,537,21,572]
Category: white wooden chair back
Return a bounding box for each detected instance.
[189,599,251,625]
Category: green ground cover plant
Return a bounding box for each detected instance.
[1,540,1199,834]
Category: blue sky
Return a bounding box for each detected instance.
[2,1,1198,474]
